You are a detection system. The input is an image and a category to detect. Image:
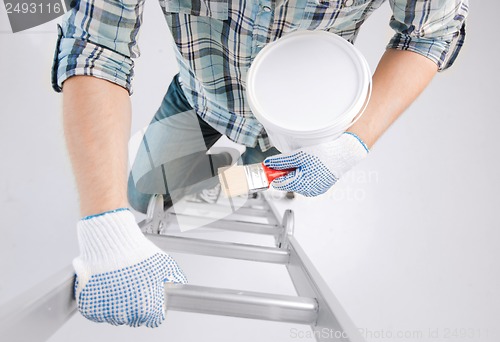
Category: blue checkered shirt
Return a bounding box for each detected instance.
[52,0,468,149]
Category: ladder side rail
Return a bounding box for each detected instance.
[287,236,365,342]
[0,265,77,342]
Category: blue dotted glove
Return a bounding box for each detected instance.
[263,132,369,197]
[73,209,187,328]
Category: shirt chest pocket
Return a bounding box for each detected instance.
[161,0,229,20]
[299,0,372,30]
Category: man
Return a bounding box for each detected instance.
[52,0,468,328]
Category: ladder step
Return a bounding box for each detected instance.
[176,201,271,217]
[168,212,281,235]
[165,284,318,325]
[146,234,290,264]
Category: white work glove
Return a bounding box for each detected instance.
[73,209,187,327]
[263,132,369,197]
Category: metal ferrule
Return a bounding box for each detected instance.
[244,163,269,193]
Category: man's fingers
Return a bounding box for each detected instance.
[263,152,302,170]
[272,169,305,192]
[271,170,297,188]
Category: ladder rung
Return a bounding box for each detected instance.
[146,234,290,264]
[169,213,281,235]
[177,201,271,217]
[165,284,318,325]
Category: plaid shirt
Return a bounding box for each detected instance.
[52,0,468,149]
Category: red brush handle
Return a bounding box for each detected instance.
[261,164,295,184]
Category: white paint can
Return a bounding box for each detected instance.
[247,30,372,153]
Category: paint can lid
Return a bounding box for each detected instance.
[247,30,371,134]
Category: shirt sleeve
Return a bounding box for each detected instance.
[51,0,145,94]
[387,0,469,71]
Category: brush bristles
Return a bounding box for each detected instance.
[218,165,250,197]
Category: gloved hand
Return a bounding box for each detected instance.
[73,208,187,328]
[263,132,369,197]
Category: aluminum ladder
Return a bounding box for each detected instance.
[0,193,365,342]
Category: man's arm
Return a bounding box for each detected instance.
[349,0,469,148]
[62,76,131,217]
[53,0,144,215]
[265,1,468,196]
[54,1,187,328]
[265,49,447,196]
[347,49,438,149]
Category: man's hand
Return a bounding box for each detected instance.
[73,209,187,327]
[263,132,368,197]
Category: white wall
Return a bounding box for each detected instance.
[1,1,499,341]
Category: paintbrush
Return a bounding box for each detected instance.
[218,163,295,197]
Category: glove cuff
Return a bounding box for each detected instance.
[305,132,368,180]
[75,209,159,274]
[343,132,369,153]
[333,132,368,177]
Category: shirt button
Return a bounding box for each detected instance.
[262,5,271,12]
[344,0,354,6]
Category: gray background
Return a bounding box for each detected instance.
[1,1,499,341]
